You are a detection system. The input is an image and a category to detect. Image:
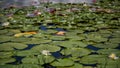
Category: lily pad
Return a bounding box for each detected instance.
[97,59,120,68]
[38,55,55,65]
[86,33,108,43]
[51,58,74,66]
[0,42,28,51]
[22,57,39,64]
[0,58,16,65]
[22,55,55,65]
[0,30,8,35]
[109,38,120,44]
[16,50,40,56]
[10,37,31,43]
[31,44,61,52]
[50,36,66,41]
[80,55,107,64]
[97,49,120,56]
[58,40,88,48]
[0,52,14,58]
[0,65,16,68]
[23,38,52,44]
[61,48,91,57]
[92,42,119,48]
[0,35,13,42]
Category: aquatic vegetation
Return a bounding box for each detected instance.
[0,1,120,68]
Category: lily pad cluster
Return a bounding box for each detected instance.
[0,1,120,68]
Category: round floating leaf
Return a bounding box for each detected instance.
[58,41,88,48]
[18,64,43,68]
[31,44,61,52]
[93,42,119,48]
[56,63,83,68]
[0,58,16,65]
[69,63,83,68]
[80,55,107,64]
[0,52,14,58]
[38,55,55,65]
[50,36,66,41]
[97,59,120,68]
[16,50,40,56]
[97,49,120,56]
[10,37,31,43]
[23,38,52,44]
[86,33,108,43]
[0,30,8,35]
[109,38,120,44]
[61,48,91,57]
[0,35,13,42]
[51,58,74,66]
[0,42,28,51]
[22,57,39,64]
[66,35,85,41]
[0,65,16,68]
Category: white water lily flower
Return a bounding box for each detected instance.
[1,22,10,27]
[41,50,51,56]
[109,53,119,60]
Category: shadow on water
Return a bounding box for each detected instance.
[86,45,101,51]
[8,56,25,65]
[52,51,62,59]
[23,44,37,50]
[115,44,120,49]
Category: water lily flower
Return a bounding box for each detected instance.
[56,31,66,36]
[14,31,37,37]
[1,22,10,27]
[33,10,41,16]
[109,53,119,60]
[41,50,51,56]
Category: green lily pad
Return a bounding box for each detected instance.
[18,64,43,68]
[0,42,28,51]
[38,55,55,65]
[0,58,16,65]
[0,30,8,35]
[61,48,91,57]
[16,50,40,56]
[23,38,52,44]
[109,38,120,44]
[51,58,74,66]
[0,35,13,42]
[58,40,88,48]
[97,59,120,68]
[10,37,31,43]
[22,57,39,64]
[66,35,85,41]
[56,63,83,68]
[0,52,14,58]
[31,44,61,52]
[50,36,66,41]
[97,49,120,56]
[92,42,119,48]
[80,55,107,64]
[22,55,55,65]
[86,33,108,43]
[0,64,43,68]
[0,65,16,68]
